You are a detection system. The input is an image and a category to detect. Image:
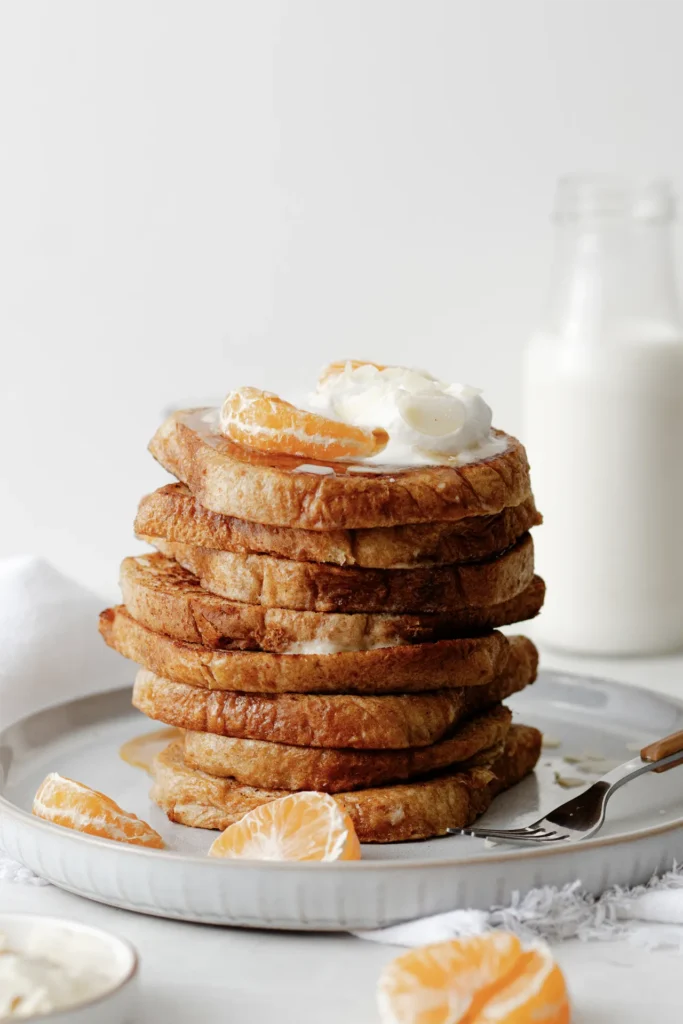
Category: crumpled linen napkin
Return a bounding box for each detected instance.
[0,555,130,883]
[353,870,683,951]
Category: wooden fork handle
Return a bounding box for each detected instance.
[641,730,683,773]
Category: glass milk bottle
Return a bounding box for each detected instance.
[523,176,683,655]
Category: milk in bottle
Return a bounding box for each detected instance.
[523,177,683,654]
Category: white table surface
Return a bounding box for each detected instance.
[4,641,683,1023]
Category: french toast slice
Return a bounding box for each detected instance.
[150,725,542,842]
[132,638,537,748]
[135,483,542,568]
[121,553,546,651]
[138,533,534,614]
[148,409,532,529]
[182,705,512,792]
[100,605,518,693]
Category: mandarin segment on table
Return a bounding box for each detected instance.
[377,933,570,1024]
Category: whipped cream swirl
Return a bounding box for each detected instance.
[309,363,507,466]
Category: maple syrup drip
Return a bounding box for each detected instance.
[119,727,183,774]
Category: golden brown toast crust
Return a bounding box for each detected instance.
[140,533,535,615]
[100,605,515,693]
[135,483,542,568]
[150,725,542,842]
[341,725,542,842]
[132,637,537,748]
[148,410,532,529]
[183,705,512,792]
[121,553,546,651]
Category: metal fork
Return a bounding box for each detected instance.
[449,728,683,845]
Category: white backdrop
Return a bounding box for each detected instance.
[1,0,682,598]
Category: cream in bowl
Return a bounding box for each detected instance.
[0,915,137,1022]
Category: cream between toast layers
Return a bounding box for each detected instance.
[101,605,535,694]
[121,552,545,652]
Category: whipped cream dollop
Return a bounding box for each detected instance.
[308,363,507,466]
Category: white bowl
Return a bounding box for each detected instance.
[0,914,138,1022]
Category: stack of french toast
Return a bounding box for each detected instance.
[100,363,545,843]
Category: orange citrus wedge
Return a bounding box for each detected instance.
[33,772,164,849]
[220,386,388,461]
[208,791,361,861]
[377,933,570,1024]
[318,359,388,385]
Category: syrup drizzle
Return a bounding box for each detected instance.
[119,727,183,774]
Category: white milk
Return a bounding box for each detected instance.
[524,331,683,654]
[523,178,683,654]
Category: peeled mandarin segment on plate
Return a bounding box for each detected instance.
[220,386,388,460]
[377,934,570,1024]
[208,791,361,862]
[32,772,165,849]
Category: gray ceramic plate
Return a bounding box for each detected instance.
[1,671,683,930]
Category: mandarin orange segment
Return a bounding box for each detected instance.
[220,386,388,461]
[208,791,361,862]
[32,772,165,849]
[318,359,388,385]
[377,934,570,1024]
[469,945,570,1024]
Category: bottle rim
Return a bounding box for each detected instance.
[553,174,676,223]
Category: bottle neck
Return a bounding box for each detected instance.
[541,179,682,345]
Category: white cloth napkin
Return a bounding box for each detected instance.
[0,555,129,729]
[353,870,683,951]
[0,556,130,883]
